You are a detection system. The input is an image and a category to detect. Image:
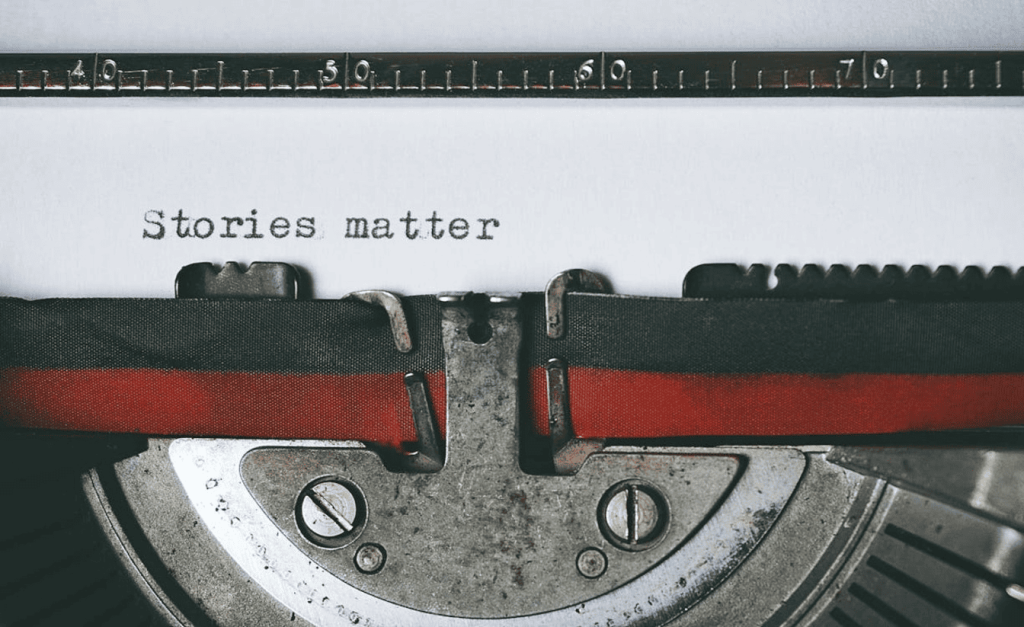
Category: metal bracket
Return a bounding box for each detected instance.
[398,373,444,472]
[343,290,413,353]
[545,269,611,339]
[545,357,604,475]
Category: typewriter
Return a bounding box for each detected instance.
[2,261,1023,627]
[3,35,1024,626]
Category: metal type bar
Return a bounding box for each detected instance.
[398,372,444,472]
[1,51,1021,97]
[343,290,414,353]
[544,268,610,339]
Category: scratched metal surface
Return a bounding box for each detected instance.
[0,52,1022,96]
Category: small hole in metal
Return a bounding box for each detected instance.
[468,321,493,344]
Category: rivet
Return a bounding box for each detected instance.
[355,543,386,574]
[576,547,607,578]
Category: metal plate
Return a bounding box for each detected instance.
[3,293,1024,625]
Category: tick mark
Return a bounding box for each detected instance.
[420,69,426,90]
[267,69,274,90]
[627,69,632,90]
[445,69,452,91]
[241,69,248,91]
[678,69,684,89]
[652,68,658,90]
[497,69,503,90]
[218,61,224,91]
[834,69,841,89]
[549,69,554,90]
[943,69,949,89]
[471,60,477,91]
[168,69,175,91]
[809,69,815,90]
[705,69,710,90]
[731,60,736,90]
[758,69,763,90]
[523,68,529,90]
[995,60,1001,89]
[783,69,789,90]
[395,69,401,90]
[916,69,922,90]
[969,68,975,90]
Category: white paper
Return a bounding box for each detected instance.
[1,1,1022,299]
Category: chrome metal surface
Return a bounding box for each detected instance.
[169,439,803,625]
[160,296,804,625]
[297,480,363,545]
[78,434,1020,626]
[829,445,1024,529]
[600,481,668,550]
[799,485,1024,626]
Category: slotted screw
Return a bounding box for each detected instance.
[599,481,667,550]
[299,481,360,539]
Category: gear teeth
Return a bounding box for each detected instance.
[683,263,1024,301]
[175,261,300,299]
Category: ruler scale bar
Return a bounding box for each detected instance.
[0,52,1021,97]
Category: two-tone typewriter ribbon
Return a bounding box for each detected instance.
[3,263,1024,445]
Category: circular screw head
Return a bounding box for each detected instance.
[354,543,386,574]
[297,479,365,548]
[576,547,607,579]
[598,480,669,551]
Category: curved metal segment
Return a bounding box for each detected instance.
[169,440,803,627]
[545,269,611,339]
[343,290,413,352]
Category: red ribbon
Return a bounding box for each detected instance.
[4,366,1023,443]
